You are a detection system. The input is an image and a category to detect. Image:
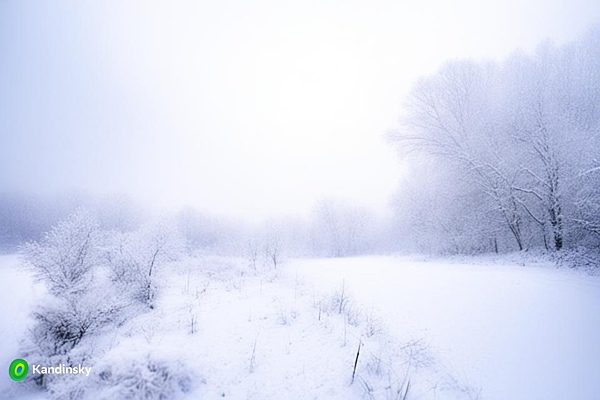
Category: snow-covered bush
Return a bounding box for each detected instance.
[20,210,125,391]
[46,372,88,400]
[553,246,600,274]
[94,355,193,400]
[363,313,383,338]
[36,350,194,400]
[28,294,123,358]
[105,221,184,308]
[22,209,100,295]
[33,348,93,399]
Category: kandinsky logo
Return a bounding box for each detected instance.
[9,359,29,381]
[8,358,92,381]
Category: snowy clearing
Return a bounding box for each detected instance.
[0,254,454,399]
[2,254,599,399]
[289,256,600,400]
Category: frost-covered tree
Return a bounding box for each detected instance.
[396,62,528,250]
[106,221,184,308]
[574,161,600,239]
[23,209,100,295]
[310,200,373,257]
[21,210,123,389]
[392,159,503,254]
[392,26,600,255]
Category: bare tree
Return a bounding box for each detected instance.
[391,29,600,254]
[23,209,100,295]
[311,200,371,257]
[21,210,123,389]
[396,62,526,250]
[106,221,184,308]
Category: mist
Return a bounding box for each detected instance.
[2,2,600,400]
[2,0,599,223]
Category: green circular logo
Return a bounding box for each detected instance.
[9,359,29,381]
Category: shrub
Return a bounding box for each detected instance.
[95,355,194,400]
[22,209,100,296]
[20,210,124,392]
[29,295,123,357]
[105,222,184,308]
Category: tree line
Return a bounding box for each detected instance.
[391,27,600,255]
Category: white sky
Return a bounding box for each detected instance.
[1,0,599,221]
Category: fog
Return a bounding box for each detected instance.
[2,4,600,400]
[2,0,599,222]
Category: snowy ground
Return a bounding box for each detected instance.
[0,255,46,399]
[1,254,599,399]
[288,256,600,400]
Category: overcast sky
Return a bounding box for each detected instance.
[1,0,599,221]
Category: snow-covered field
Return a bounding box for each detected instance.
[1,254,599,399]
[0,255,46,398]
[289,256,600,400]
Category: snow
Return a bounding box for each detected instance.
[1,253,599,399]
[0,254,46,399]
[136,258,362,399]
[288,256,600,400]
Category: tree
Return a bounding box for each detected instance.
[23,209,100,295]
[396,62,527,250]
[21,210,122,388]
[391,27,600,254]
[311,200,372,257]
[106,221,184,308]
